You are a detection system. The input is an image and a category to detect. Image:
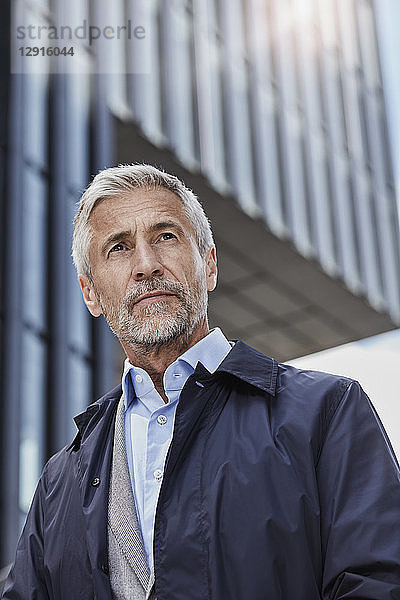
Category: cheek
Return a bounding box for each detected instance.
[184,264,208,293]
[92,263,129,292]
[91,279,123,309]
[175,260,201,282]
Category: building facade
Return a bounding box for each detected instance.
[1,0,399,577]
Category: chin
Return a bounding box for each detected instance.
[118,314,189,346]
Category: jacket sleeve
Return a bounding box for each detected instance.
[317,380,400,599]
[1,468,50,600]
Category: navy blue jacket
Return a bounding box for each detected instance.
[3,341,400,599]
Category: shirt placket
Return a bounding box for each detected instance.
[143,398,175,564]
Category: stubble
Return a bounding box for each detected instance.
[95,275,208,352]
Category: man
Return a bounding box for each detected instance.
[3,164,400,600]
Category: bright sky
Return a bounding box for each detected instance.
[287,329,400,460]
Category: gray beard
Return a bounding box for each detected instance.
[96,276,208,351]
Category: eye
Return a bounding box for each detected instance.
[159,232,177,241]
[108,242,126,255]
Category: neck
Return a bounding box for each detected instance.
[122,320,209,402]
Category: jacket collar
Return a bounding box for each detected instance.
[71,384,122,444]
[195,340,278,396]
[72,340,278,440]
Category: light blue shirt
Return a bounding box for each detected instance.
[122,327,233,570]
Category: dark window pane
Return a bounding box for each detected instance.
[21,168,48,331]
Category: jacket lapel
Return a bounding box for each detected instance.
[108,394,150,590]
[72,389,120,600]
[146,567,155,599]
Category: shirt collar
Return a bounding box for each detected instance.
[122,328,233,409]
[174,327,233,373]
[73,339,279,440]
[193,340,279,396]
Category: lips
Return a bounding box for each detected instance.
[133,291,177,305]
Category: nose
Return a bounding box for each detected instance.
[131,241,164,281]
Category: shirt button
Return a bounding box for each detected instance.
[153,469,163,482]
[157,415,167,425]
[135,374,143,383]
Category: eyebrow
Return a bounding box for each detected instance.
[101,230,131,255]
[147,221,186,237]
[100,221,186,255]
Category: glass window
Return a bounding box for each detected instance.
[318,0,338,51]
[19,330,46,514]
[371,184,400,318]
[379,108,397,188]
[54,0,89,30]
[306,131,338,275]
[27,0,50,12]
[299,55,322,129]
[22,73,49,170]
[291,0,336,264]
[67,263,91,356]
[67,353,92,439]
[92,0,129,112]
[192,0,227,190]
[272,2,312,255]
[127,0,163,145]
[272,2,297,108]
[281,109,313,257]
[244,0,285,235]
[293,0,323,128]
[253,88,286,237]
[334,1,368,164]
[67,197,91,355]
[64,74,90,192]
[357,90,373,170]
[323,61,344,149]
[352,170,385,310]
[218,0,257,215]
[11,0,50,75]
[21,168,48,332]
[341,71,365,162]
[363,90,388,191]
[357,0,381,90]
[159,0,196,169]
[329,153,363,292]
[336,0,359,71]
[316,3,349,155]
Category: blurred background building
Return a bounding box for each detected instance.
[1,0,400,583]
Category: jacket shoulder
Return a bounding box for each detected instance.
[278,361,353,402]
[42,384,122,483]
[274,362,359,453]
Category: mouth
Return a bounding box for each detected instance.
[133,291,177,306]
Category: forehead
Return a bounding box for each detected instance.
[88,187,193,234]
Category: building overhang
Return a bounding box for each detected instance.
[116,118,397,361]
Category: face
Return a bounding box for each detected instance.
[78,187,217,350]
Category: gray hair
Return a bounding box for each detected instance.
[72,163,214,279]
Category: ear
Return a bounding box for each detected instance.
[78,275,103,317]
[205,246,218,292]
